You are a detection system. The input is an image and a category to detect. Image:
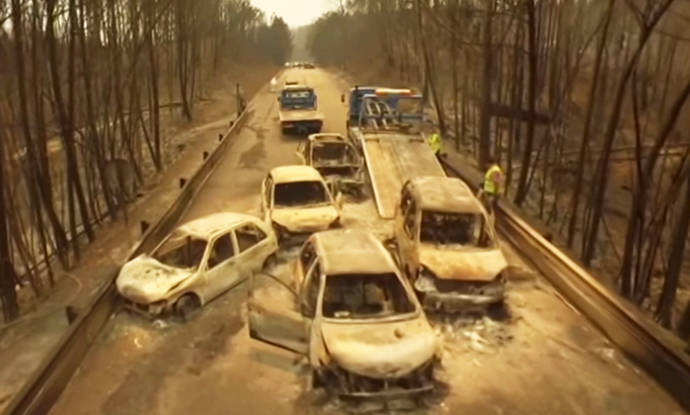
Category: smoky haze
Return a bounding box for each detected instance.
[250,0,337,27]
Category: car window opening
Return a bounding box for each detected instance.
[274,181,328,208]
[154,233,208,270]
[283,90,313,100]
[208,234,235,268]
[312,142,355,165]
[322,273,415,319]
[420,211,492,247]
[237,225,266,252]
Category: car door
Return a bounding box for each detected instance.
[295,141,309,165]
[201,231,241,302]
[247,263,321,355]
[294,240,317,287]
[235,222,270,274]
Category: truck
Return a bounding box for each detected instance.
[346,87,445,219]
[278,84,324,135]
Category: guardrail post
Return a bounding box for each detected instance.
[65,306,79,324]
[203,151,209,160]
[218,133,224,142]
[179,178,187,188]
[140,221,150,235]
[678,300,690,343]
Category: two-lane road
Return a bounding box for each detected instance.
[50,68,684,415]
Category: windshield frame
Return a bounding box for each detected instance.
[152,230,209,271]
[272,180,332,209]
[320,272,420,324]
[310,141,359,167]
[282,89,314,100]
[418,209,496,248]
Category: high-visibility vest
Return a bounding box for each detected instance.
[428,133,441,154]
[484,164,503,195]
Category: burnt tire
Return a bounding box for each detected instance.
[175,294,201,322]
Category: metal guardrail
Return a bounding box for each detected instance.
[440,158,690,411]
[4,108,251,415]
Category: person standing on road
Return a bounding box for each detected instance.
[482,155,504,215]
[428,130,442,156]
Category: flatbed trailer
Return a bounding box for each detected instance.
[349,127,444,218]
[346,87,445,219]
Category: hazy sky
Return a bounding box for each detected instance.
[251,0,338,27]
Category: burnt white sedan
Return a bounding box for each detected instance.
[117,212,278,320]
[248,230,441,398]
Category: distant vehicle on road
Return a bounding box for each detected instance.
[392,177,507,312]
[261,166,342,243]
[278,84,324,135]
[296,133,365,197]
[116,213,278,320]
[248,229,441,397]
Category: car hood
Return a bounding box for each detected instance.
[116,255,193,303]
[271,205,338,233]
[320,316,437,379]
[419,245,508,282]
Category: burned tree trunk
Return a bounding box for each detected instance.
[656,170,690,327]
[513,0,538,206]
[478,0,495,169]
[0,133,19,321]
[566,0,614,249]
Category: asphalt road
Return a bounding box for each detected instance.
[49,68,685,415]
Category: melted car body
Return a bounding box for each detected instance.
[261,166,342,241]
[248,230,440,397]
[296,134,365,196]
[394,177,508,312]
[116,212,278,318]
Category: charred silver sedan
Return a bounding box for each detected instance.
[117,212,278,320]
[394,177,508,312]
[248,229,441,398]
[296,133,366,197]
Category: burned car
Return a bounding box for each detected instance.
[296,133,365,197]
[117,212,278,319]
[248,229,441,397]
[393,177,508,312]
[261,165,343,242]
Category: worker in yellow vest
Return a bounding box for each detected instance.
[482,155,504,214]
[428,131,442,156]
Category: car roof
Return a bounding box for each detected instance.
[311,230,398,275]
[308,133,347,143]
[407,176,484,214]
[270,165,324,183]
[283,84,311,91]
[177,212,257,239]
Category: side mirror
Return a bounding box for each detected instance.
[340,94,345,103]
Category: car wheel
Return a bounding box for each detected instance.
[175,294,201,322]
